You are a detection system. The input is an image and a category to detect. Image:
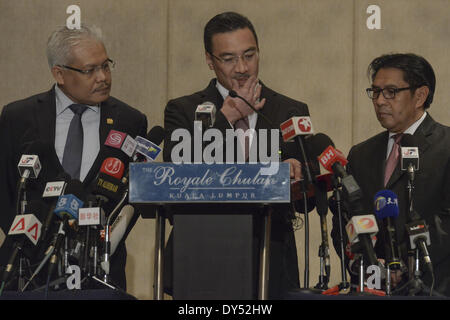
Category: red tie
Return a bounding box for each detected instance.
[235,117,250,160]
[384,133,403,187]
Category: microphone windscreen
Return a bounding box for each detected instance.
[307,133,335,158]
[64,179,87,203]
[287,108,301,118]
[400,133,419,147]
[374,189,399,219]
[146,126,165,146]
[294,197,316,214]
[315,179,329,216]
[56,172,71,182]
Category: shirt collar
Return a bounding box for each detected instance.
[388,111,427,139]
[215,80,230,101]
[55,84,99,116]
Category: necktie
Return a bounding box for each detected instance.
[62,104,88,179]
[235,116,250,160]
[384,133,403,187]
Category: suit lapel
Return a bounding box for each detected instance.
[372,132,390,189]
[198,79,224,112]
[35,87,65,174]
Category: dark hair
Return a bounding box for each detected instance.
[367,53,436,109]
[204,12,259,54]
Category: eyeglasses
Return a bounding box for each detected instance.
[58,58,115,77]
[366,86,412,99]
[210,50,259,67]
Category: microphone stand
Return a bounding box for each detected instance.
[333,177,350,293]
[99,185,129,289]
[322,177,350,295]
[396,163,436,296]
[314,243,329,290]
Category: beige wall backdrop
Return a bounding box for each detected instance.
[0,0,449,299]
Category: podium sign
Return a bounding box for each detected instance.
[129,162,290,203]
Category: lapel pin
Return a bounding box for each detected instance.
[107,118,114,125]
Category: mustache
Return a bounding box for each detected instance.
[93,84,111,92]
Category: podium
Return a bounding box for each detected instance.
[129,162,290,300]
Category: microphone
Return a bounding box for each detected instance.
[100,157,125,180]
[405,217,433,274]
[400,134,420,186]
[134,125,165,162]
[15,141,52,215]
[374,190,401,270]
[312,133,363,203]
[228,89,274,128]
[280,111,315,183]
[195,102,216,128]
[47,179,86,279]
[90,158,126,204]
[17,140,54,184]
[2,201,44,285]
[311,133,379,266]
[108,205,135,256]
[104,129,138,158]
[40,173,71,243]
[345,214,379,266]
[315,177,331,281]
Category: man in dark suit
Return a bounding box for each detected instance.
[331,53,450,296]
[163,12,310,299]
[0,25,147,292]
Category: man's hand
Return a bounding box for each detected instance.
[221,75,266,124]
[284,158,302,180]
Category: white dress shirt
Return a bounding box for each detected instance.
[54,85,100,181]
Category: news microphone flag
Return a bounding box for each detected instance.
[8,214,42,245]
[100,157,125,180]
[345,214,379,244]
[400,146,419,171]
[104,129,137,157]
[135,136,162,161]
[280,116,314,142]
[318,145,348,172]
[54,194,84,220]
[42,181,67,198]
[18,154,41,178]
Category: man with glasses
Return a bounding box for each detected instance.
[163,11,310,299]
[331,53,450,296]
[0,25,147,292]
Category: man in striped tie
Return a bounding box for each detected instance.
[331,53,450,296]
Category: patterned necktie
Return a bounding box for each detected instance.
[235,116,250,160]
[384,133,403,187]
[62,104,88,179]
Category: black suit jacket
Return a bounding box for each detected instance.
[0,86,147,291]
[331,113,450,295]
[163,79,310,299]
